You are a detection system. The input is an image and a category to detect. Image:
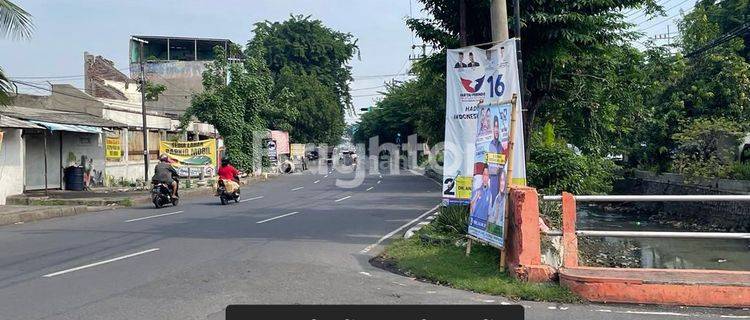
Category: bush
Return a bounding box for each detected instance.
[731,162,750,180]
[527,133,619,195]
[432,205,469,235]
[672,117,744,181]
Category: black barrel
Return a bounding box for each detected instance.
[64,166,84,191]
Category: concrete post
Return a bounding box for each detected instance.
[561,192,578,268]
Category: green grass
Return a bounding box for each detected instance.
[381,236,579,303]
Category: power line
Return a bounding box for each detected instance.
[351,84,386,91]
[351,73,411,80]
[687,22,750,58]
[351,93,384,98]
[629,0,677,21]
[9,66,132,80]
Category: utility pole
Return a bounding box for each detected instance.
[132,36,150,183]
[491,0,509,42]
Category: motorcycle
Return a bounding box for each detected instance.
[151,180,179,208]
[217,179,240,205]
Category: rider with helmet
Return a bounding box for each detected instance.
[152,155,179,199]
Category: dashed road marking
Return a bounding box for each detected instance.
[125,211,183,222]
[377,180,381,184]
[291,186,304,191]
[358,271,372,277]
[595,309,691,317]
[240,196,264,202]
[42,248,160,277]
[366,187,374,191]
[334,195,351,202]
[314,180,320,184]
[256,211,300,224]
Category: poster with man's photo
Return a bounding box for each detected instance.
[468,102,511,248]
[442,39,526,206]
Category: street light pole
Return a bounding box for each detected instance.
[132,36,150,183]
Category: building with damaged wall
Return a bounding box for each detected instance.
[127,35,237,117]
[83,52,219,184]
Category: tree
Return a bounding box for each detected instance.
[0,0,34,105]
[628,0,750,172]
[672,117,744,180]
[183,45,296,171]
[406,0,660,150]
[250,15,359,144]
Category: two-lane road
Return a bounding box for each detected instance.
[0,164,742,319]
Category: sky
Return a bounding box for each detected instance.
[0,0,431,124]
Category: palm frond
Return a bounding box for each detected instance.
[0,0,34,40]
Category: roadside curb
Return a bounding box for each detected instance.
[0,173,279,227]
[0,205,104,227]
[404,210,440,239]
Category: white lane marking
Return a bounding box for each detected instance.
[722,316,750,319]
[358,271,372,277]
[314,180,320,184]
[125,211,183,222]
[42,248,160,278]
[359,204,440,254]
[240,196,264,203]
[377,180,382,184]
[324,175,329,178]
[595,310,690,317]
[409,169,442,187]
[366,186,374,191]
[334,195,352,202]
[291,186,304,191]
[256,211,300,224]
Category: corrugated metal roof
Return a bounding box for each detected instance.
[0,106,126,128]
[0,114,44,129]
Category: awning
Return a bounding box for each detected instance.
[30,121,102,134]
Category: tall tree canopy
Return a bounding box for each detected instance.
[184,44,297,171]
[250,15,359,145]
[405,0,660,149]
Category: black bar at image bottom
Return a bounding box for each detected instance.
[226,305,524,320]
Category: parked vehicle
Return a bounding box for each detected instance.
[151,181,179,208]
[217,179,240,205]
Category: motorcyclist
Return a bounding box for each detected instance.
[152,155,179,199]
[217,158,240,194]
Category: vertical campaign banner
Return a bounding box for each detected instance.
[468,102,511,248]
[443,39,526,205]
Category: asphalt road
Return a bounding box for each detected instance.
[0,163,746,320]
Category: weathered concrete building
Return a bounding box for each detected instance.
[127,35,236,117]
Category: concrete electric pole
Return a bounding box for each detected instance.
[491,0,509,42]
[131,36,150,183]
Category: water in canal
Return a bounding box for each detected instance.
[576,204,750,271]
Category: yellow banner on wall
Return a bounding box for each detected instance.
[105,136,121,160]
[159,139,217,167]
[290,143,305,158]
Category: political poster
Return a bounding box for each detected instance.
[468,102,511,248]
[442,38,526,205]
[159,139,217,177]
